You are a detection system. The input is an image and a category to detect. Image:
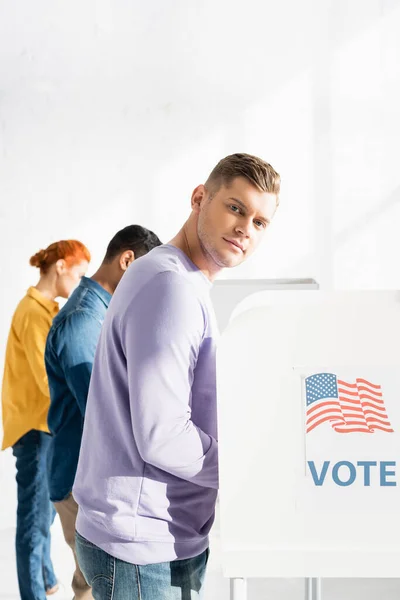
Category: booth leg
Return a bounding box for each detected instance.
[230,578,247,600]
[305,578,322,600]
[305,578,313,600]
[315,577,322,600]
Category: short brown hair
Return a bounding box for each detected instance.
[205,153,280,203]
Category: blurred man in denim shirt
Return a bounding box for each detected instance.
[45,225,161,599]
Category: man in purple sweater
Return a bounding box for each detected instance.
[73,153,280,599]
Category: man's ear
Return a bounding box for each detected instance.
[191,184,207,214]
[120,250,135,271]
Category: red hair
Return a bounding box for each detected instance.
[29,240,91,274]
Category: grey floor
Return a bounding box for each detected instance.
[1,509,400,600]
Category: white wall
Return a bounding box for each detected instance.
[1,0,400,525]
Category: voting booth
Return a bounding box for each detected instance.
[210,278,318,332]
[217,290,400,599]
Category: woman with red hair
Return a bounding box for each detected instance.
[1,240,90,600]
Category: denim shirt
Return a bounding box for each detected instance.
[45,277,111,502]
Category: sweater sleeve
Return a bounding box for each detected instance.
[122,271,218,490]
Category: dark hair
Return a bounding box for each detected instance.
[103,225,162,263]
[30,240,91,274]
[205,153,281,204]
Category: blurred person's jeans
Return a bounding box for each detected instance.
[12,430,57,600]
[75,531,209,600]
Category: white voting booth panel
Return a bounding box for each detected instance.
[217,290,400,580]
[210,279,318,332]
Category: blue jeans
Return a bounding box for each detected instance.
[12,430,57,600]
[75,531,209,600]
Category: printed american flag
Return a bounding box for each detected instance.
[305,372,394,434]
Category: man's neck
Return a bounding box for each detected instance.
[169,220,221,282]
[91,265,116,295]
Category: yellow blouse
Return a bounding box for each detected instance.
[1,287,59,450]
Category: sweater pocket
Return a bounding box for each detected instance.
[136,463,217,542]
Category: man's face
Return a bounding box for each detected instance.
[196,177,277,269]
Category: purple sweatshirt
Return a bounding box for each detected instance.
[73,244,219,565]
